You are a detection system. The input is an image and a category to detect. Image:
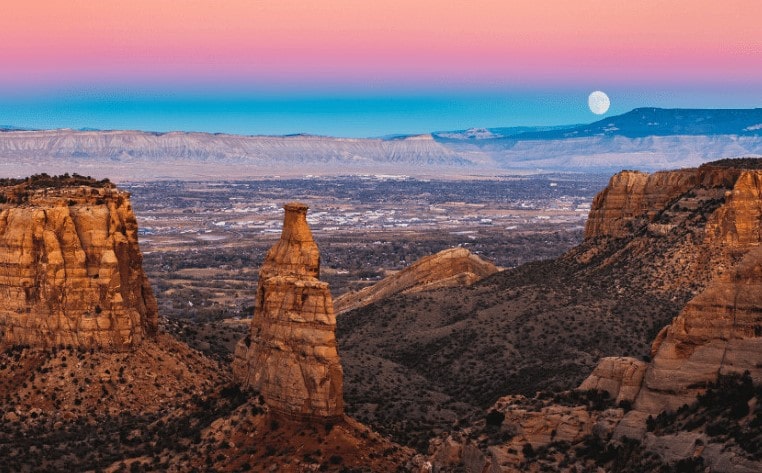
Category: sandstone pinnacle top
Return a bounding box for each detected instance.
[232,202,344,420]
[0,174,158,350]
[260,202,320,279]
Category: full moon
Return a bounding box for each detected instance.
[588,91,611,115]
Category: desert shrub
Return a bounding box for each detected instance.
[485,409,505,427]
[522,443,535,458]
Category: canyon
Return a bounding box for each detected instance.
[422,160,762,471]
[2,157,762,471]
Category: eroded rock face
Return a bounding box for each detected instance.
[605,171,762,439]
[429,163,762,471]
[585,167,740,239]
[334,247,498,314]
[232,202,344,420]
[578,356,647,405]
[705,170,762,247]
[617,244,762,434]
[0,183,157,350]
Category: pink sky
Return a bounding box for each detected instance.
[1,0,760,89]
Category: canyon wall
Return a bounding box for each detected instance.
[430,162,762,471]
[584,166,740,239]
[583,167,762,435]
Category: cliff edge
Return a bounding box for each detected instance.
[429,159,762,472]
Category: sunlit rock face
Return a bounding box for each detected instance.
[606,169,762,438]
[232,202,344,420]
[333,247,499,315]
[584,167,741,239]
[0,181,157,350]
[578,356,648,405]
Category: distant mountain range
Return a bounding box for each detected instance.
[433,124,577,141]
[1,108,761,179]
[430,108,762,173]
[433,108,762,141]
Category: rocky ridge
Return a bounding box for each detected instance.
[334,247,499,314]
[427,160,762,472]
[0,129,478,179]
[0,176,157,350]
[232,202,344,420]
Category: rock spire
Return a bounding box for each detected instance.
[232,202,344,420]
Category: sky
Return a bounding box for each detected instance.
[0,0,760,137]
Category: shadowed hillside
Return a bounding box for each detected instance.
[337,160,755,450]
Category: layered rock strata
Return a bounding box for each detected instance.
[334,247,498,314]
[0,181,157,350]
[595,170,762,436]
[577,356,648,405]
[232,202,344,420]
[705,170,762,247]
[585,166,740,239]
[429,162,762,471]
[614,243,762,438]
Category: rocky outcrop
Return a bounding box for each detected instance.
[0,179,157,350]
[429,394,627,473]
[232,202,344,420]
[578,356,647,405]
[615,243,762,439]
[334,247,498,314]
[705,170,762,247]
[430,161,762,471]
[584,170,650,238]
[585,166,740,239]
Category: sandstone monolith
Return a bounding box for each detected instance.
[232,202,343,420]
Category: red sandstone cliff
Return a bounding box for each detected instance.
[584,166,739,239]
[430,162,762,472]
